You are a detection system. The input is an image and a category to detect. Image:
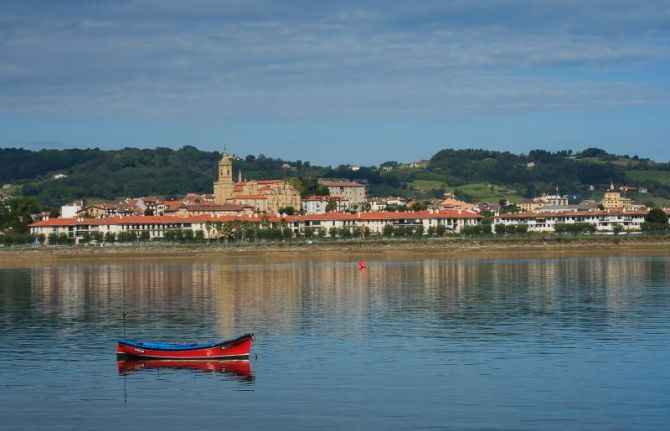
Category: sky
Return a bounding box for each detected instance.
[1,0,669,165]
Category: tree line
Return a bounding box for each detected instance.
[3,146,670,208]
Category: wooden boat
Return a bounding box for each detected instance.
[117,358,253,380]
[117,333,253,360]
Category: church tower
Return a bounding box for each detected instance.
[214,149,235,204]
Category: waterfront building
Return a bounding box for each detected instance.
[286,209,481,236]
[493,209,658,233]
[30,209,482,244]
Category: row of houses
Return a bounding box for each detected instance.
[495,209,657,232]
[30,207,670,244]
[29,209,482,243]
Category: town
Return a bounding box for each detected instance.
[25,149,670,244]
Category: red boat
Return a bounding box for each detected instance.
[117,359,254,380]
[117,333,253,360]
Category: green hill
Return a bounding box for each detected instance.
[1,146,669,208]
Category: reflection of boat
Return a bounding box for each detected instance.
[117,359,254,380]
[117,333,253,359]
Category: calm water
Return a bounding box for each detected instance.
[1,252,670,430]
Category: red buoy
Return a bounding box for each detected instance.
[358,261,367,270]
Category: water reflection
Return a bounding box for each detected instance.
[2,252,670,430]
[1,255,666,340]
[117,359,254,381]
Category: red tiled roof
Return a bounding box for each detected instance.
[29,209,481,228]
[29,214,276,227]
[160,200,184,209]
[186,204,251,211]
[286,209,481,221]
[30,218,79,226]
[497,209,649,219]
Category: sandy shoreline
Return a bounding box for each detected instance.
[1,237,670,266]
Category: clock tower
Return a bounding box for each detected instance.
[214,149,235,204]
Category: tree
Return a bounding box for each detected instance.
[304,227,314,238]
[104,232,116,242]
[328,227,338,238]
[435,224,446,236]
[612,224,624,235]
[411,202,428,211]
[278,206,295,215]
[645,208,669,224]
[139,231,151,241]
[641,208,669,234]
[382,224,394,237]
[339,227,352,238]
[194,229,205,242]
[554,223,596,235]
[325,200,337,213]
[144,208,154,216]
[514,224,528,234]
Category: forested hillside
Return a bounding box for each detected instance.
[1,146,669,208]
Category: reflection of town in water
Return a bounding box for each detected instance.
[3,253,668,341]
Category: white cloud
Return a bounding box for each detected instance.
[0,0,669,121]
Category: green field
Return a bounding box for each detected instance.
[410,180,445,195]
[451,183,524,203]
[626,170,670,185]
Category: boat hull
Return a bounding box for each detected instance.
[117,334,253,359]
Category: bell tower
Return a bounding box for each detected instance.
[214,149,235,204]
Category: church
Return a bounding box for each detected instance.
[213,149,301,213]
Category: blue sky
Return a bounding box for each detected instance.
[1,0,669,165]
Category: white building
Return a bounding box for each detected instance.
[494,209,653,233]
[301,195,350,214]
[60,201,83,218]
[386,196,407,207]
[30,210,483,243]
[368,198,388,212]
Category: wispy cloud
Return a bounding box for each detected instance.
[0,0,669,122]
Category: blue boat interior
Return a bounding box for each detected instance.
[119,338,220,350]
